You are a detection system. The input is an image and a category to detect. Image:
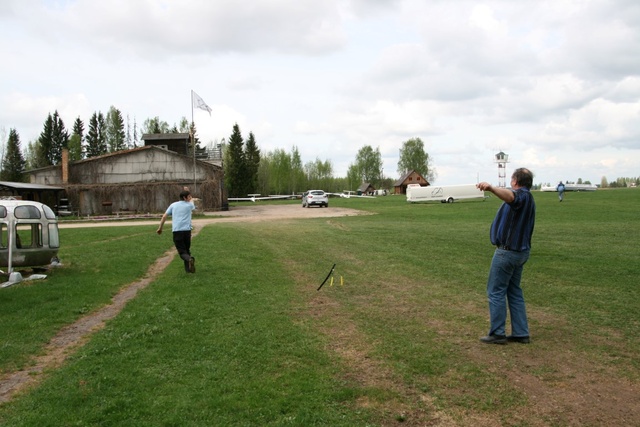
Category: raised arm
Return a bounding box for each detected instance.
[476,182,515,204]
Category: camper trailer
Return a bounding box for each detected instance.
[0,199,60,269]
[406,184,485,203]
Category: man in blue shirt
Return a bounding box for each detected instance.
[476,168,536,344]
[556,181,565,202]
[157,189,197,273]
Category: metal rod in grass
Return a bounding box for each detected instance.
[317,263,336,291]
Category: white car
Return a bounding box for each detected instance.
[302,190,328,208]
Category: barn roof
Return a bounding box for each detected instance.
[0,181,64,192]
[26,146,220,173]
[394,170,428,186]
[0,181,65,203]
[358,182,375,192]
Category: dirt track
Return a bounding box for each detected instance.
[1,204,368,403]
[58,204,370,229]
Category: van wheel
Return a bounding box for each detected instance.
[447,197,454,203]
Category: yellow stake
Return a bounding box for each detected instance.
[340,276,344,286]
[330,276,334,286]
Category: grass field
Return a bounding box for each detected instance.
[0,188,639,426]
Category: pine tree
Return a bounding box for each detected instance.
[244,132,260,194]
[189,121,202,156]
[86,112,107,157]
[1,128,26,182]
[86,113,99,157]
[35,113,54,167]
[72,117,84,141]
[290,146,305,193]
[68,117,84,161]
[98,112,107,154]
[226,123,246,198]
[51,110,69,164]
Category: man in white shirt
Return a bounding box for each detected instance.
[157,189,196,273]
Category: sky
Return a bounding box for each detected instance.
[1,0,639,187]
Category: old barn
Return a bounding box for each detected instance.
[27,146,225,216]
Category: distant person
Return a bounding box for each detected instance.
[157,189,196,273]
[556,181,565,202]
[476,168,536,344]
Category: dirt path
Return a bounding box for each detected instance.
[0,205,368,403]
[57,204,370,228]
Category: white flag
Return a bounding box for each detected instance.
[192,91,212,115]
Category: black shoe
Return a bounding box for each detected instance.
[188,257,196,273]
[507,335,530,344]
[480,334,507,344]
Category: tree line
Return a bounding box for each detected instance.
[4,111,637,194]
[0,108,203,182]
[599,176,640,188]
[1,109,439,195]
[539,176,640,188]
[25,107,142,169]
[222,124,436,197]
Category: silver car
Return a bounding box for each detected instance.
[302,190,328,208]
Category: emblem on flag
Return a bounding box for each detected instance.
[192,91,212,115]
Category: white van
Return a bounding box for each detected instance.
[406,184,485,203]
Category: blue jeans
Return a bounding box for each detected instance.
[486,248,530,337]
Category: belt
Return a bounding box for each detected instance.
[496,245,512,251]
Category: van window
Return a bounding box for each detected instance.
[0,206,6,218]
[43,205,56,219]
[15,223,43,248]
[14,205,42,219]
[48,224,60,248]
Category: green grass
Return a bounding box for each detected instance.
[0,226,173,374]
[1,189,639,426]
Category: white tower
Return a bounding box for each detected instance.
[494,151,509,188]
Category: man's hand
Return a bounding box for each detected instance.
[477,181,515,203]
[157,213,168,235]
[477,182,492,192]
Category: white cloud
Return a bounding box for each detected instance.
[0,92,92,142]
[605,76,640,102]
[535,98,640,150]
[468,4,508,36]
[36,0,348,59]
[1,0,639,186]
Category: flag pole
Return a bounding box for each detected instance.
[191,90,196,192]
